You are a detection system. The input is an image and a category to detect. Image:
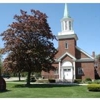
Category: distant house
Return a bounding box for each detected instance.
[94,57,100,79]
[42,4,95,82]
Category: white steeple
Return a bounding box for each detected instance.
[58,3,74,36]
[63,3,69,18]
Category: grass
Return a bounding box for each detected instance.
[0,83,100,98]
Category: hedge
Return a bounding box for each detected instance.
[73,79,82,84]
[36,79,56,83]
[48,79,56,83]
[85,78,92,82]
[87,84,100,91]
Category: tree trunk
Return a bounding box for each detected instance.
[18,72,21,81]
[0,67,1,76]
[0,68,1,76]
[26,71,31,86]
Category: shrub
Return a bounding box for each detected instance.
[85,80,100,84]
[26,76,36,82]
[34,72,41,79]
[87,84,100,91]
[87,81,92,84]
[73,79,82,84]
[92,80,100,84]
[36,79,49,83]
[85,78,92,82]
[30,76,36,82]
[48,79,56,83]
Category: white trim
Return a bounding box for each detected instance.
[76,46,94,59]
[75,58,94,62]
[57,33,78,41]
[58,51,76,61]
[59,62,61,79]
[62,61,72,67]
[62,67,73,81]
[73,61,76,79]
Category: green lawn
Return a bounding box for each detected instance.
[0,83,100,98]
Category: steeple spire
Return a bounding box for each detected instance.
[58,3,74,36]
[63,3,70,18]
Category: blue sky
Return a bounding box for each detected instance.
[0,3,100,56]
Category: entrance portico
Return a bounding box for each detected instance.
[58,52,76,82]
[59,61,74,82]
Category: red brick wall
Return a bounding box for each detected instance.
[76,62,95,80]
[61,55,73,64]
[75,48,90,59]
[57,38,76,58]
[41,63,59,79]
[41,37,95,80]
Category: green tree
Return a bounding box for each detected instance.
[0,49,2,76]
[0,9,57,86]
[96,54,100,63]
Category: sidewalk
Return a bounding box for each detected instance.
[4,77,26,81]
[4,77,88,85]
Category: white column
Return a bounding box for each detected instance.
[73,61,76,79]
[59,61,61,79]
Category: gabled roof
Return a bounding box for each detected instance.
[55,46,95,62]
[57,51,76,61]
[76,46,94,59]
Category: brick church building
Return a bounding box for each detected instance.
[42,4,95,82]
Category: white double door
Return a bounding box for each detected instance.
[63,68,72,80]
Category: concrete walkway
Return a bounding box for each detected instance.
[4,77,26,81]
[6,82,88,86]
[4,77,88,85]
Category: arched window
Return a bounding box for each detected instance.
[62,61,72,67]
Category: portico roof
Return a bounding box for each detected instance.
[57,51,76,61]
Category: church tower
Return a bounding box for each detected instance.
[42,4,95,81]
[57,3,78,57]
[42,4,95,82]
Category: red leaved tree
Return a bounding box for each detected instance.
[0,9,57,86]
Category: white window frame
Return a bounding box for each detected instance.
[54,69,58,75]
[78,67,83,75]
[65,42,68,49]
[64,69,71,72]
